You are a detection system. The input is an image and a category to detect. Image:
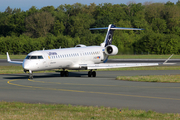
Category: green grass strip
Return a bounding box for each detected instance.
[0,101,179,120]
[1,66,180,74]
[0,55,27,59]
[117,75,180,83]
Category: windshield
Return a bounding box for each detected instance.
[25,55,44,59]
[25,56,31,59]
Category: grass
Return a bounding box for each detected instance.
[1,54,180,59]
[0,66,24,74]
[0,66,57,74]
[0,101,179,120]
[116,75,180,83]
[0,55,27,59]
[1,65,180,74]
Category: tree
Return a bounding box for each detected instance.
[4,6,12,14]
[40,6,55,13]
[144,3,164,23]
[165,1,174,6]
[53,20,65,36]
[176,0,180,5]
[27,6,39,15]
[163,5,180,31]
[151,18,167,33]
[25,11,55,38]
[12,8,22,14]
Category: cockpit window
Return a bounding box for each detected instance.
[25,56,30,59]
[31,56,37,59]
[25,55,44,59]
[38,56,43,59]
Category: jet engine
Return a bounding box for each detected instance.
[105,45,118,55]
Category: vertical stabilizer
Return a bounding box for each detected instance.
[104,24,116,47]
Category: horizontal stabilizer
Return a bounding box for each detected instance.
[90,27,144,31]
[90,24,144,47]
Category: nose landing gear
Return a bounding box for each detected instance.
[29,70,33,79]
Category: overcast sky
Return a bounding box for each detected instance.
[0,0,178,12]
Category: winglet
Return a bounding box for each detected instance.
[163,54,174,64]
[7,52,11,62]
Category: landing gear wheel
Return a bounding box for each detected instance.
[29,74,33,79]
[65,71,69,77]
[92,71,96,77]
[61,71,69,77]
[88,71,96,77]
[61,71,65,77]
[29,70,33,79]
[88,71,92,77]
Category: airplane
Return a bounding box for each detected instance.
[6,24,171,79]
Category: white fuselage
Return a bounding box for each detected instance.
[23,46,107,71]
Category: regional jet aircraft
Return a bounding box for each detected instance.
[7,24,170,79]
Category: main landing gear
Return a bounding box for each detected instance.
[29,70,33,79]
[60,69,96,77]
[60,69,69,77]
[88,70,96,77]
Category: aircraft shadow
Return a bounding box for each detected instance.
[3,72,88,80]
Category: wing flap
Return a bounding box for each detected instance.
[80,63,159,70]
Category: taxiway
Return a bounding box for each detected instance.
[0,70,180,113]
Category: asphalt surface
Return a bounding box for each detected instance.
[1,70,180,113]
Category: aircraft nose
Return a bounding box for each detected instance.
[23,61,30,70]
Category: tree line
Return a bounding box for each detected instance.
[1,1,180,55]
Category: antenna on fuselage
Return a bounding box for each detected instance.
[59,46,61,49]
[43,48,45,51]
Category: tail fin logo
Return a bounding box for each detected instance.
[105,31,113,47]
[105,24,115,47]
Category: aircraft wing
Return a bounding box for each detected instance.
[80,54,175,69]
[80,63,159,69]
[6,52,23,65]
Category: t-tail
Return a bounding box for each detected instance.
[90,24,144,47]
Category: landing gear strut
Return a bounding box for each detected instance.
[29,70,33,79]
[88,70,96,77]
[60,69,69,77]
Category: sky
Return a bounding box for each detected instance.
[0,0,178,12]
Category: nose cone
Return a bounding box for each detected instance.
[23,60,30,70]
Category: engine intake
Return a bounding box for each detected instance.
[105,45,118,55]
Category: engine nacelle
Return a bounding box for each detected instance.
[105,45,118,56]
